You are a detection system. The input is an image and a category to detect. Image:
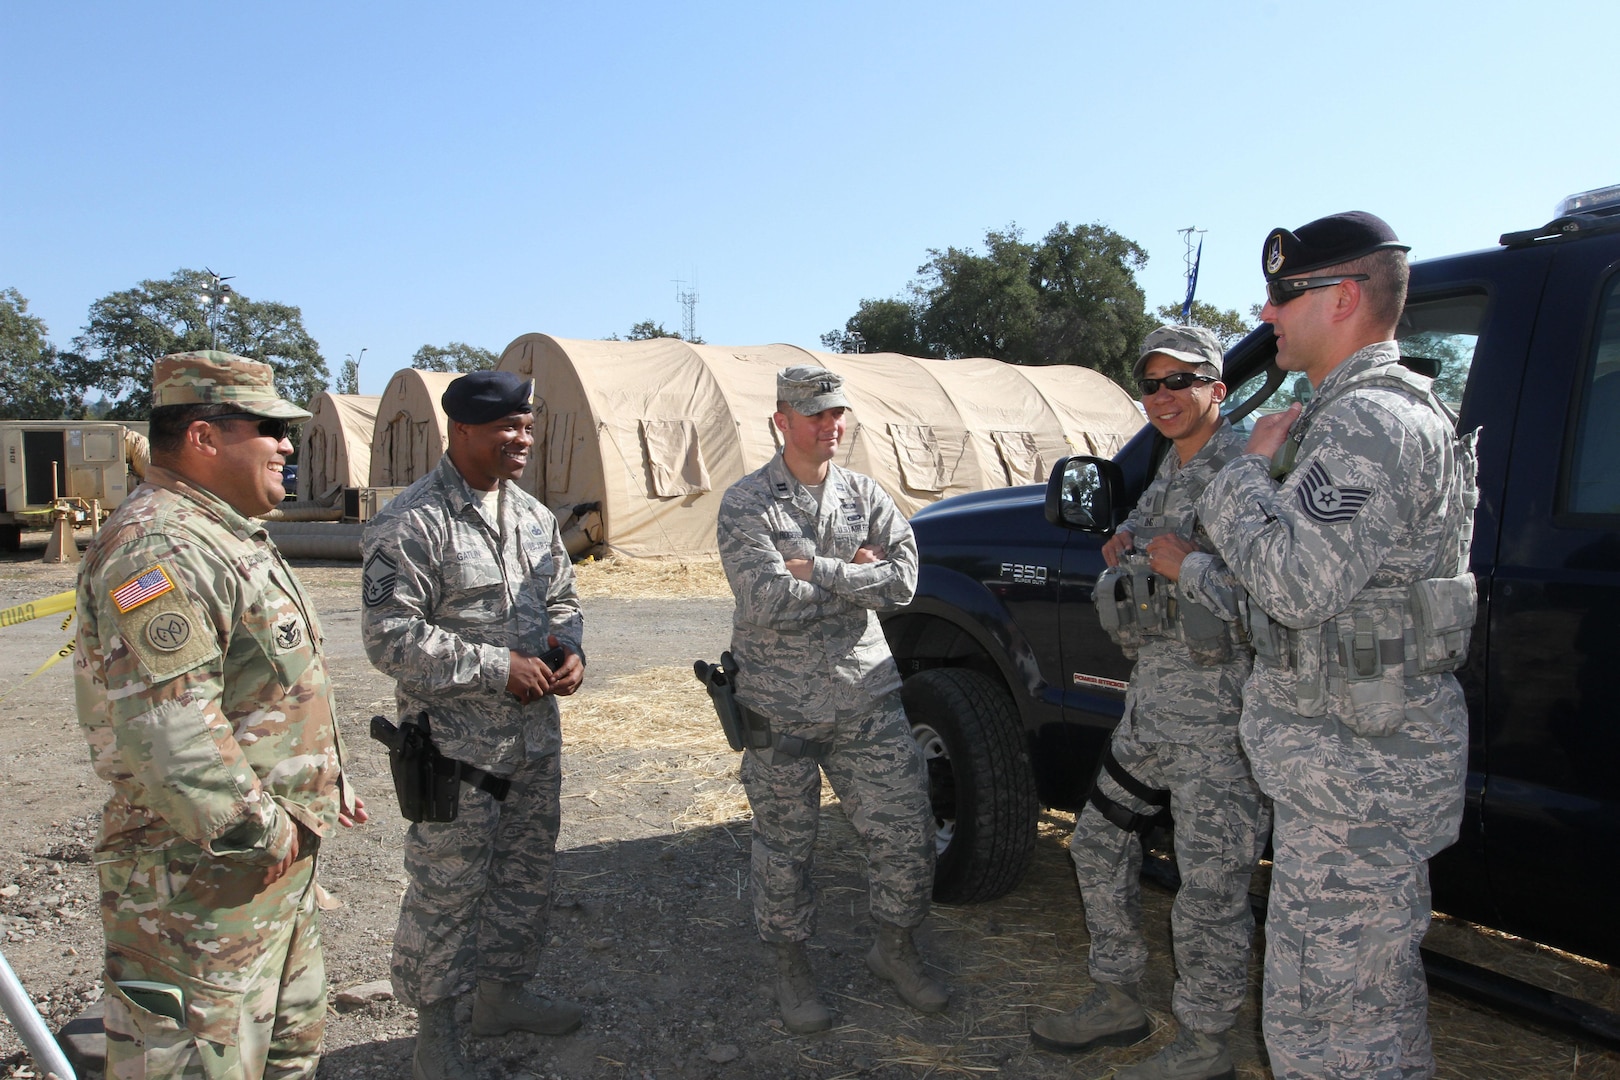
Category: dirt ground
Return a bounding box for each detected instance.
[2,538,1619,1079]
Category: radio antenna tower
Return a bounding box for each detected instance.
[673,277,699,343]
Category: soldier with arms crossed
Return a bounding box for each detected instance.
[1197,213,1477,1079]
[716,365,947,1033]
[1033,327,1265,1080]
[76,352,367,1080]
[362,370,586,1080]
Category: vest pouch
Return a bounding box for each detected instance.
[1094,564,1146,659]
[1408,573,1477,674]
[1292,621,1328,718]
[1246,604,1291,666]
[1178,594,1235,666]
[1128,562,1166,633]
[1336,604,1407,737]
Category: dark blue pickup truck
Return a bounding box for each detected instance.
[881,185,1620,970]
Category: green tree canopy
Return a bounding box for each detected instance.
[0,288,80,419]
[411,342,497,373]
[1151,300,1256,349]
[69,268,328,419]
[823,221,1155,385]
[607,320,703,344]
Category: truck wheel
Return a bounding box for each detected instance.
[0,524,19,552]
[902,667,1038,904]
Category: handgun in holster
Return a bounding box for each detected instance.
[369,713,512,823]
[693,652,772,753]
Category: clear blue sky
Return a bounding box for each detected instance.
[5,1,1616,396]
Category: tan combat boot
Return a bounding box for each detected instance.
[1028,981,1150,1052]
[412,997,476,1080]
[1114,1027,1234,1080]
[470,979,583,1037]
[773,940,834,1033]
[866,920,949,1014]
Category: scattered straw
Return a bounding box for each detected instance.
[572,554,730,599]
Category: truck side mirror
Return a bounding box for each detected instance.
[1043,455,1124,532]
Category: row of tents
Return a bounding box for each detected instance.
[297,336,1145,558]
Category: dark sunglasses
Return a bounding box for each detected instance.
[209,413,291,441]
[1137,372,1217,396]
[1265,273,1370,307]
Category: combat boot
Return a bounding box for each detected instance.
[773,940,833,1033]
[470,979,583,1037]
[1028,981,1150,1052]
[866,920,949,1014]
[1114,1027,1233,1080]
[412,997,475,1080]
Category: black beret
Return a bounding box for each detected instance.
[1262,211,1410,280]
[441,370,533,425]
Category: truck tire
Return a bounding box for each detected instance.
[0,524,19,552]
[902,667,1038,904]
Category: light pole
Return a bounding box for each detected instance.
[346,348,367,394]
[199,268,234,349]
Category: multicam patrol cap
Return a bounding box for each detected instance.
[1133,325,1224,380]
[152,351,312,421]
[777,364,850,416]
[1262,211,1410,280]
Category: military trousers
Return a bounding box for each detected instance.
[741,690,934,942]
[1068,730,1267,1034]
[1262,804,1435,1080]
[391,750,562,1008]
[99,843,325,1080]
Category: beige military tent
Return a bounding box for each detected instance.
[298,392,380,503]
[497,334,1143,559]
[370,370,460,488]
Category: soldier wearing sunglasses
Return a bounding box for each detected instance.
[1033,326,1264,1080]
[75,351,366,1080]
[1196,213,1477,1078]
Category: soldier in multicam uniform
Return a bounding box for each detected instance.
[361,369,585,1080]
[75,352,367,1080]
[716,365,946,1034]
[1196,213,1477,1079]
[1032,327,1266,1080]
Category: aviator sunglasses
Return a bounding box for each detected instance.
[208,413,292,441]
[1137,371,1217,396]
[1265,273,1369,307]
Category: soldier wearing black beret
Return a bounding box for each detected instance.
[1194,213,1477,1078]
[362,367,589,1078]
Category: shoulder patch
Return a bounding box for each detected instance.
[112,565,175,613]
[363,551,398,607]
[113,585,220,682]
[1297,460,1372,525]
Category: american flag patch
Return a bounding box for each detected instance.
[112,566,175,613]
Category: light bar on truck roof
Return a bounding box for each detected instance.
[1559,184,1620,216]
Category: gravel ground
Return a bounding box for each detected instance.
[1,542,1617,1079]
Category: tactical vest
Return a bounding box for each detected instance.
[1248,361,1482,735]
[1095,437,1249,667]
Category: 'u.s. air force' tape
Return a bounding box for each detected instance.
[0,590,76,629]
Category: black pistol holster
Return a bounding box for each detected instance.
[693,652,773,753]
[369,713,512,823]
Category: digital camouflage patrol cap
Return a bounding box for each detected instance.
[152,350,312,421]
[1133,325,1225,380]
[777,364,850,415]
[1262,210,1410,280]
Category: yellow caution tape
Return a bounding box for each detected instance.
[0,590,76,629]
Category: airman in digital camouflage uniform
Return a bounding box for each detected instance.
[1196,213,1477,1079]
[75,351,366,1080]
[717,365,945,1033]
[1032,327,1266,1080]
[361,369,585,1080]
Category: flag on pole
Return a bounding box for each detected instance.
[1180,236,1203,322]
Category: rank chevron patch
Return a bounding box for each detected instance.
[1297,459,1372,524]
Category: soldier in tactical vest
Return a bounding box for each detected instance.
[716,365,946,1034]
[75,352,367,1080]
[1032,328,1266,1080]
[1196,213,1478,1079]
[361,370,586,1080]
